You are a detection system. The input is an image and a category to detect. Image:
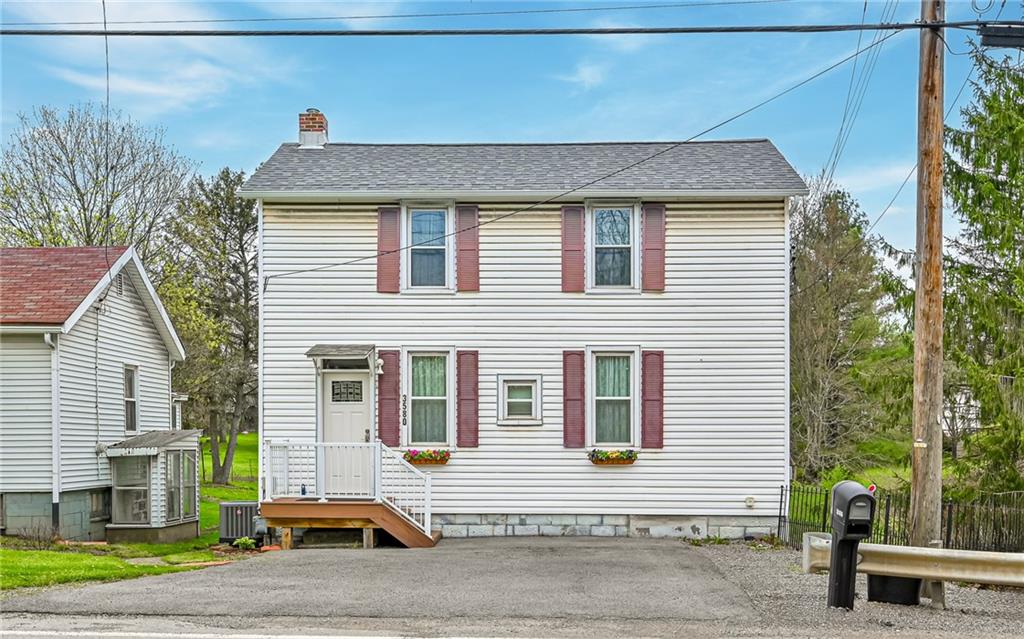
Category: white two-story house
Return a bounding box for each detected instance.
[0,246,198,543]
[242,109,806,548]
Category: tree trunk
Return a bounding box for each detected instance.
[213,383,247,485]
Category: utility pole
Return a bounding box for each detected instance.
[911,0,945,603]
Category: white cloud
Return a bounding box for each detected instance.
[555,62,608,90]
[2,1,293,118]
[836,162,916,193]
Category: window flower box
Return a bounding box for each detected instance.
[403,449,451,465]
[588,449,638,465]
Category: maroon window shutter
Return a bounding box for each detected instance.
[456,350,479,447]
[456,205,480,292]
[563,350,586,448]
[377,350,401,446]
[377,207,400,293]
[561,206,585,293]
[641,350,665,449]
[642,203,666,292]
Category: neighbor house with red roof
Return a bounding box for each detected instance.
[0,246,198,542]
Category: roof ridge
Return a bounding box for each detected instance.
[278,139,772,148]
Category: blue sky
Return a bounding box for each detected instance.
[2,1,1018,250]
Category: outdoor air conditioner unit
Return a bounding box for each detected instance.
[219,501,259,544]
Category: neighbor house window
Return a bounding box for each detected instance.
[112,457,150,524]
[89,489,111,522]
[408,208,450,288]
[497,374,542,426]
[409,353,449,445]
[166,450,181,522]
[593,353,634,445]
[183,451,197,519]
[590,205,638,289]
[123,366,138,432]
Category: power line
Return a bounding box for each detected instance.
[264,29,903,290]
[4,21,1022,38]
[1,0,795,27]
[792,58,979,299]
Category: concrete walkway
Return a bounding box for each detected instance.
[2,537,755,637]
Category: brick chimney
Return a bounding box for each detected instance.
[298,108,328,148]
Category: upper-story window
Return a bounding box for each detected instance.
[405,207,454,291]
[124,366,138,433]
[589,205,639,291]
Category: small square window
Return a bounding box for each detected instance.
[497,374,543,426]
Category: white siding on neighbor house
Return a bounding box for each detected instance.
[261,200,788,517]
[60,270,172,492]
[0,334,52,492]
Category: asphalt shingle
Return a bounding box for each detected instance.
[240,140,806,196]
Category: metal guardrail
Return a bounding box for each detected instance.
[802,532,1024,588]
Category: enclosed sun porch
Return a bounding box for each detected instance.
[259,344,438,548]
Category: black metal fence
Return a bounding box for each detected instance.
[778,484,1024,552]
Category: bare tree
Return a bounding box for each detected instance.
[0,103,194,279]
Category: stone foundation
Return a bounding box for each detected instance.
[432,514,777,540]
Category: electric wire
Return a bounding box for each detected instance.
[263,29,903,290]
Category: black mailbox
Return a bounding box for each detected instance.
[827,480,876,609]
[831,480,876,540]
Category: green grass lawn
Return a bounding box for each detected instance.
[1,433,259,590]
[0,548,193,590]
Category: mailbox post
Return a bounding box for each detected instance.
[828,480,876,609]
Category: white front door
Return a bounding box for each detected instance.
[322,372,373,496]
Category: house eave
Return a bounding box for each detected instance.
[0,324,63,334]
[240,188,808,204]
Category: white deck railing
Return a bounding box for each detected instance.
[264,440,431,534]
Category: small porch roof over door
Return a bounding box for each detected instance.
[305,344,375,359]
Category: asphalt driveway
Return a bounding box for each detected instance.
[1,537,755,636]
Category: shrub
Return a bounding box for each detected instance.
[232,536,256,551]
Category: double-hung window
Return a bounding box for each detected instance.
[112,457,149,524]
[497,374,542,426]
[409,353,450,445]
[590,205,639,290]
[407,208,452,289]
[123,366,138,433]
[591,352,636,445]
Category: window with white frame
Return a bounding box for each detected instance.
[166,450,181,521]
[592,352,635,445]
[112,456,150,524]
[123,366,138,432]
[406,207,452,289]
[408,353,450,445]
[497,374,542,425]
[590,205,638,289]
[165,450,198,523]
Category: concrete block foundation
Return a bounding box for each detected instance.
[432,514,778,539]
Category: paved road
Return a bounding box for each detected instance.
[1,538,755,637]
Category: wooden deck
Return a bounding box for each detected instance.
[260,498,440,549]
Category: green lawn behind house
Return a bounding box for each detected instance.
[1,432,259,590]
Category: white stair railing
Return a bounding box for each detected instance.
[264,439,432,535]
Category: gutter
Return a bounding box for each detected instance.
[44,333,61,529]
[237,188,809,203]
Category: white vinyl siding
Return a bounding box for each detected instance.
[0,334,52,492]
[58,266,173,492]
[260,200,788,516]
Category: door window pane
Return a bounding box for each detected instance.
[332,380,363,403]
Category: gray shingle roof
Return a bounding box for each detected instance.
[108,430,198,451]
[240,140,806,197]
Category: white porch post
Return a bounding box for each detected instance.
[262,438,271,500]
[424,472,432,534]
[374,440,383,502]
[316,443,326,501]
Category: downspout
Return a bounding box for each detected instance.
[44,333,61,531]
